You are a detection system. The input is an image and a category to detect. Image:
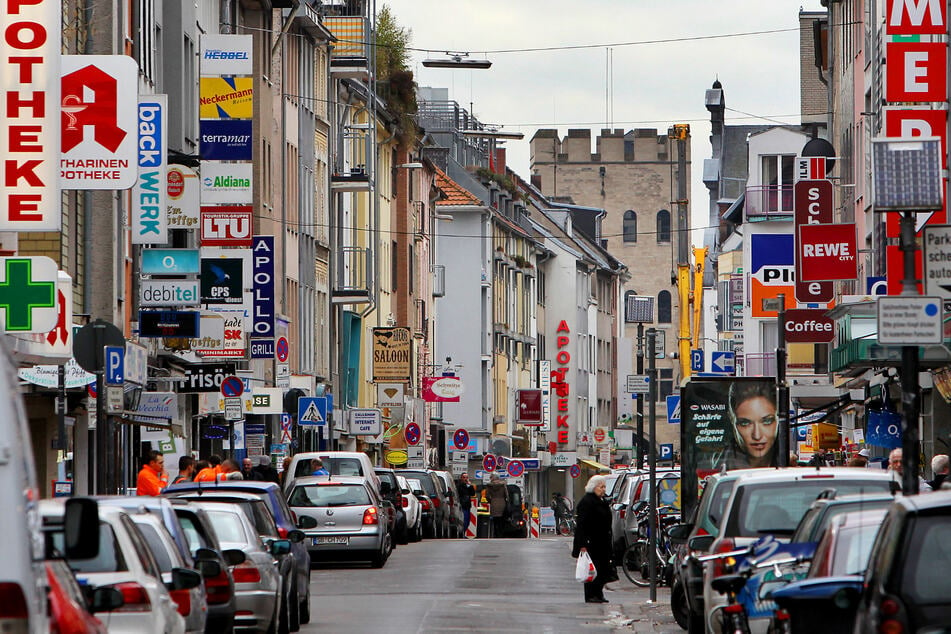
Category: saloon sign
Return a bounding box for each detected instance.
[372,327,411,382]
[1,1,61,231]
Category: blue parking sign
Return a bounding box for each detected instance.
[690,349,703,372]
[659,444,674,461]
[105,346,124,386]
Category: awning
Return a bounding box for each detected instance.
[578,458,611,471]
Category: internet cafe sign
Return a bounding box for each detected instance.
[372,327,411,382]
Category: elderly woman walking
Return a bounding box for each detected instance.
[572,475,613,603]
[485,474,509,538]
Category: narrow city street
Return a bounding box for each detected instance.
[305,536,680,633]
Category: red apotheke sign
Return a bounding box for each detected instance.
[798,223,858,282]
[784,309,835,344]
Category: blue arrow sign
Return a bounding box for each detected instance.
[105,346,124,386]
[298,396,326,427]
[710,351,736,374]
[666,395,681,424]
[690,349,703,372]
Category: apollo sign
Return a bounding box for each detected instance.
[0,0,61,231]
[783,309,835,344]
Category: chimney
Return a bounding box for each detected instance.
[493,148,506,175]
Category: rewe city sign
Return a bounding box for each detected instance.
[797,223,858,282]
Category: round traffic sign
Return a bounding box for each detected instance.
[404,422,421,446]
[482,454,497,472]
[507,460,524,477]
[569,464,581,479]
[220,375,244,397]
[453,428,470,450]
[276,337,289,363]
[593,427,606,443]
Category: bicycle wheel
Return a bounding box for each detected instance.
[557,519,572,536]
[621,541,649,587]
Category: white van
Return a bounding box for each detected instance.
[283,452,381,495]
[0,342,48,631]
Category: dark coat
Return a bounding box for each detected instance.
[572,492,613,566]
[486,481,508,517]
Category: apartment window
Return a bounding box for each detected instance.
[391,240,398,292]
[658,290,672,324]
[656,209,671,243]
[761,154,795,212]
[623,210,637,242]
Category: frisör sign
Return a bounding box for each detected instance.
[783,309,835,344]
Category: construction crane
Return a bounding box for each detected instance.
[670,124,707,379]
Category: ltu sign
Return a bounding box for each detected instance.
[200,207,253,247]
[60,56,137,190]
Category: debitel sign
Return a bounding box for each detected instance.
[139,279,200,307]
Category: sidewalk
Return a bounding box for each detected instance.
[602,579,683,633]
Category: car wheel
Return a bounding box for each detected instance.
[671,580,689,630]
[277,579,291,634]
[299,583,310,625]
[370,544,388,568]
[412,521,422,542]
[289,579,300,632]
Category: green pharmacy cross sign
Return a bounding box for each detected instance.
[0,257,59,333]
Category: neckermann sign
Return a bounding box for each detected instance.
[1,2,61,231]
[60,55,138,191]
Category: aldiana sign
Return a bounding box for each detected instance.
[0,1,61,231]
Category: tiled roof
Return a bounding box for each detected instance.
[434,166,482,206]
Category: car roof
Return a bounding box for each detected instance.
[892,488,951,512]
[168,490,265,502]
[731,467,899,485]
[290,475,368,486]
[165,480,282,494]
[809,491,897,508]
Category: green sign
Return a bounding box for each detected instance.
[0,257,57,332]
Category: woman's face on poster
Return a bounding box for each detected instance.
[734,396,777,460]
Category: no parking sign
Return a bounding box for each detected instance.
[569,464,581,479]
[482,454,497,472]
[507,460,524,477]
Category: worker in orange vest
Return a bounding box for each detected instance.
[194,454,223,482]
[136,450,169,496]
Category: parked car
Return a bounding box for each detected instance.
[405,477,435,538]
[41,500,199,634]
[288,475,393,567]
[191,501,288,633]
[167,499,242,633]
[283,451,381,495]
[853,490,951,634]
[164,479,311,628]
[701,467,899,634]
[374,467,406,543]
[396,475,423,542]
[769,508,888,634]
[396,469,450,538]
[432,470,464,538]
[792,491,897,545]
[46,560,119,634]
[128,512,207,634]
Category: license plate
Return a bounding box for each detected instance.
[313,536,348,545]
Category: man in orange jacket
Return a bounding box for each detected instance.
[136,450,169,496]
[195,454,223,482]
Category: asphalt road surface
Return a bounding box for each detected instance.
[303,535,680,633]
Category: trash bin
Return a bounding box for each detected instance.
[477,513,491,538]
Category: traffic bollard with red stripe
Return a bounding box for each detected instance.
[466,500,478,538]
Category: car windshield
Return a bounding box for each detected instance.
[134,522,174,573]
[289,484,371,507]
[407,479,424,494]
[794,498,893,543]
[401,472,436,496]
[727,480,893,537]
[830,523,881,576]
[51,522,128,574]
[901,514,951,604]
[206,510,248,544]
[698,479,736,535]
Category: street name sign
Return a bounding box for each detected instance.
[877,296,943,345]
[626,374,650,394]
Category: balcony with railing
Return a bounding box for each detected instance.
[432,265,445,298]
[332,246,372,304]
[331,128,370,192]
[745,185,794,221]
[739,352,777,377]
[323,15,369,80]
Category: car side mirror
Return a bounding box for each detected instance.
[63,498,100,560]
[169,567,202,591]
[667,523,694,544]
[688,535,715,553]
[196,559,222,578]
[222,549,247,566]
[297,515,318,529]
[90,587,124,613]
[611,503,627,512]
[195,547,217,561]
[269,539,292,556]
[286,529,305,544]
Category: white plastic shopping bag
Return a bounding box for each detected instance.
[575,551,597,583]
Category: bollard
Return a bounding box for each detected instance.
[466,500,478,538]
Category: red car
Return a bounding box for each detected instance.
[47,560,121,634]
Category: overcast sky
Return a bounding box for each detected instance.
[386,0,827,234]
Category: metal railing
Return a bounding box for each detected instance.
[745,185,794,218]
[335,246,372,294]
[739,352,776,377]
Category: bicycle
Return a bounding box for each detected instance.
[551,494,574,536]
[621,504,679,587]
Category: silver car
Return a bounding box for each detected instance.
[191,501,286,633]
[288,475,392,567]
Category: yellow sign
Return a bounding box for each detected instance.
[372,327,412,382]
[812,423,840,450]
[199,77,253,119]
[384,449,408,466]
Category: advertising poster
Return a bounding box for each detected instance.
[199,120,252,160]
[681,377,778,516]
[749,233,796,317]
[199,77,253,118]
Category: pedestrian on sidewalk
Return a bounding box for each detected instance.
[572,474,613,604]
[171,456,196,485]
[486,474,508,538]
[456,473,476,534]
[136,450,169,496]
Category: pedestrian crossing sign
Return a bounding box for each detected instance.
[298,396,326,426]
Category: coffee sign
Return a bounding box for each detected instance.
[784,308,835,344]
